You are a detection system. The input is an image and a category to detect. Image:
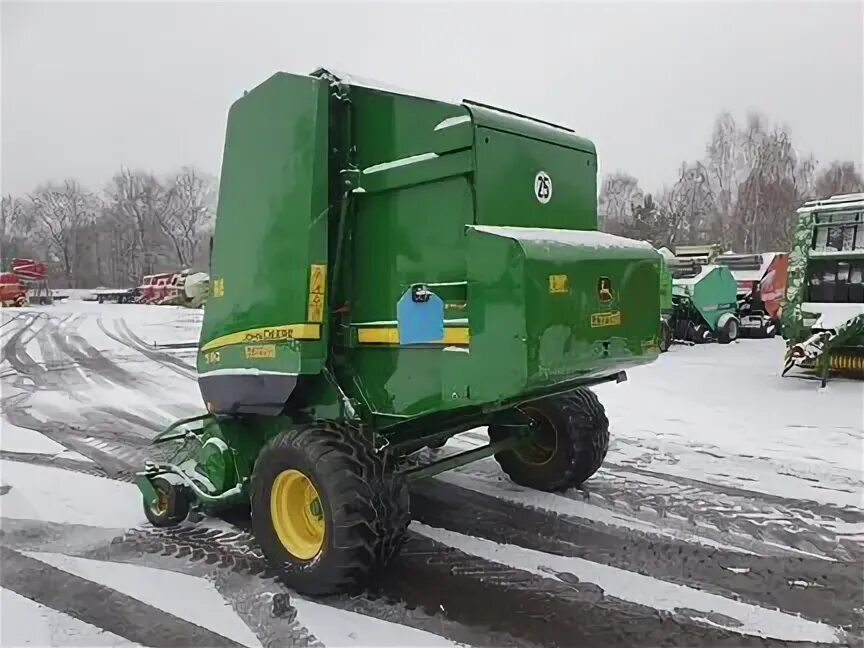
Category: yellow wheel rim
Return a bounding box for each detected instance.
[270,469,325,560]
[514,407,558,467]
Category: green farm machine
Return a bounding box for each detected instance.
[135,69,663,595]
[782,193,864,385]
[657,247,740,346]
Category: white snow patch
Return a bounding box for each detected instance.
[592,338,864,511]
[469,225,656,251]
[434,115,471,131]
[1,587,139,647]
[1,419,93,462]
[415,523,845,644]
[0,460,144,529]
[292,596,460,647]
[23,552,263,648]
[363,152,439,175]
[724,566,752,574]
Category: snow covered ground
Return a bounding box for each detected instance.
[1,299,861,647]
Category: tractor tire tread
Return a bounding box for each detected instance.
[489,388,610,493]
[250,421,409,596]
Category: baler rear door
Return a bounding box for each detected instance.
[465,225,661,403]
[198,72,331,416]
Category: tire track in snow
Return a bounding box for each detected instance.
[587,464,863,562]
[441,435,860,563]
[95,317,196,381]
[410,478,862,633]
[0,546,250,648]
[89,515,850,646]
[1,312,48,386]
[3,444,855,643]
[47,313,140,388]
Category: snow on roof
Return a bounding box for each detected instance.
[362,152,439,175]
[469,225,656,251]
[434,115,471,131]
[799,193,864,213]
[674,265,716,287]
[312,67,459,105]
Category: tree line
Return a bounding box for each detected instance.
[1,167,217,289]
[599,111,864,253]
[3,110,862,288]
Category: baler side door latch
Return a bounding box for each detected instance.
[411,284,432,303]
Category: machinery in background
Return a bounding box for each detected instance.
[92,269,209,308]
[0,271,28,307]
[657,247,740,346]
[658,249,674,352]
[782,192,864,385]
[0,258,68,306]
[716,252,789,338]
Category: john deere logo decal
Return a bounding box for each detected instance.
[534,171,552,204]
[598,277,614,304]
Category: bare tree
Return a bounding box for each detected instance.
[814,161,864,198]
[655,162,715,247]
[28,180,97,286]
[155,167,217,268]
[1,194,36,261]
[104,168,176,277]
[599,172,644,234]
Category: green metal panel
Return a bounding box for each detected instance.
[197,72,330,381]
[673,265,738,330]
[473,127,597,231]
[197,68,662,423]
[659,255,673,312]
[466,226,661,402]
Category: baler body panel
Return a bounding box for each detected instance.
[197,73,330,414]
[465,226,660,404]
[673,265,739,330]
[198,71,660,421]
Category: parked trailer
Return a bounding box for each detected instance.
[782,192,864,386]
[92,288,139,304]
[134,68,663,596]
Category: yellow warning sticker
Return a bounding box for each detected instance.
[307,264,327,323]
[590,311,621,328]
[211,277,225,298]
[549,274,569,294]
[245,344,276,359]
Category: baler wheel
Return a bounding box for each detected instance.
[250,422,410,596]
[488,388,610,492]
[143,477,190,527]
[718,316,740,344]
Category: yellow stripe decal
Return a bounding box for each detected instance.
[201,323,321,352]
[357,327,469,346]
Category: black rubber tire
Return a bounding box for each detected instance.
[488,389,610,492]
[718,316,740,344]
[659,319,673,353]
[143,477,190,527]
[250,422,410,596]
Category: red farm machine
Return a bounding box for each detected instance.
[0,258,67,307]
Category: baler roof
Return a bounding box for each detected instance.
[310,67,596,155]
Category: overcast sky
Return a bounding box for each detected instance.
[2,0,862,197]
